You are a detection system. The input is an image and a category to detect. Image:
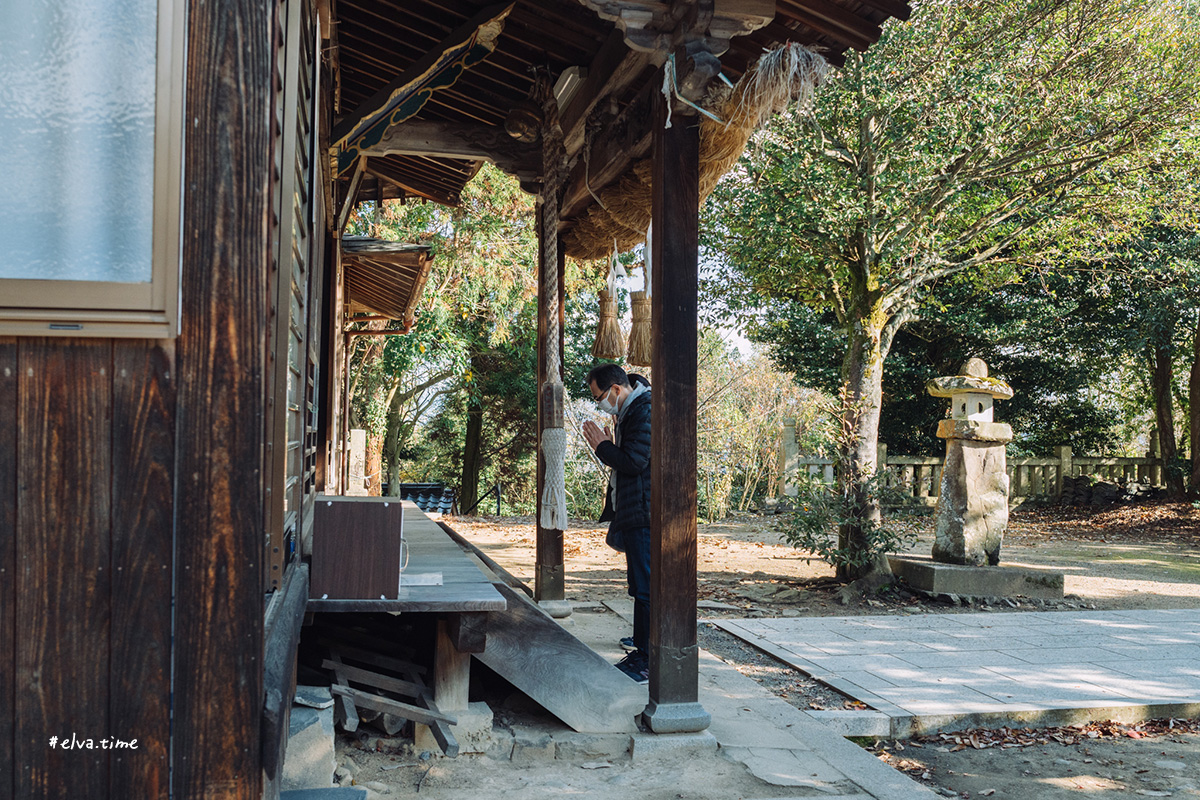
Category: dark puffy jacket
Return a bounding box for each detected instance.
[596,389,651,534]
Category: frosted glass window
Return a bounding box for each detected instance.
[0,0,158,283]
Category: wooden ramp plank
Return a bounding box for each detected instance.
[473,583,645,733]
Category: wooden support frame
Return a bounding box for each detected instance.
[337,156,367,234]
[329,686,457,727]
[360,121,541,182]
[559,80,656,222]
[644,84,710,734]
[413,619,469,757]
[330,3,512,175]
[171,0,271,793]
[559,29,655,158]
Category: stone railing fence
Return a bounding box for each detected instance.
[780,422,1164,506]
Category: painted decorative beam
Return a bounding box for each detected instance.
[331,3,513,176]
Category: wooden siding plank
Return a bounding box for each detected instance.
[172,0,271,792]
[0,337,15,800]
[110,341,175,797]
[16,339,113,796]
[262,563,310,780]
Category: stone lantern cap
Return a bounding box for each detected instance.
[927,375,1014,399]
[926,358,1013,400]
[928,359,1013,442]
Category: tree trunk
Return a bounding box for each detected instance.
[837,315,886,581]
[1190,315,1200,494]
[1152,344,1185,498]
[382,411,407,498]
[382,385,410,498]
[366,434,383,496]
[460,397,483,514]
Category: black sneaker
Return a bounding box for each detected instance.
[619,636,636,651]
[614,651,649,684]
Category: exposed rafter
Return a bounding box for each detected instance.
[331,2,514,175]
[776,0,880,51]
[327,0,912,225]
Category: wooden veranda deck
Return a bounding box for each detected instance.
[307,500,506,614]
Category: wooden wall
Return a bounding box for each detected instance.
[0,339,174,798]
[0,0,273,797]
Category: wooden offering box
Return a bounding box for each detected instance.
[311,495,404,599]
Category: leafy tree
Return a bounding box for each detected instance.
[347,164,545,505]
[704,0,1200,577]
[1080,226,1200,496]
[749,274,1131,458]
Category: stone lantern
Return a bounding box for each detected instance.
[927,358,1013,566]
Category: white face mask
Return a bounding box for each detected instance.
[596,387,618,415]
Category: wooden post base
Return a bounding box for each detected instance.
[534,562,570,617]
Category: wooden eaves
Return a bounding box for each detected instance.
[340,236,434,331]
[327,0,911,244]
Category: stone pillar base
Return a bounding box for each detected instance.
[642,700,711,734]
[537,599,573,618]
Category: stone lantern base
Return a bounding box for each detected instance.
[932,423,1011,567]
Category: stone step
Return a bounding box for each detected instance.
[281,687,337,792]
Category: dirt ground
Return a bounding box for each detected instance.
[337,500,1200,799]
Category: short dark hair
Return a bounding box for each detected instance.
[586,363,629,392]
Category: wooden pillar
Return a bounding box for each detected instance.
[414,619,470,751]
[645,86,710,733]
[535,197,570,615]
[173,0,271,793]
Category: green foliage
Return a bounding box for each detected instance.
[703,0,1200,564]
[751,273,1144,456]
[694,330,834,520]
[777,472,918,572]
[348,164,549,495]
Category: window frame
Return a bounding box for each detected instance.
[0,0,186,339]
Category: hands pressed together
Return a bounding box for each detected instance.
[581,419,612,451]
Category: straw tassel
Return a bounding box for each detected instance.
[626,288,651,366]
[591,289,625,359]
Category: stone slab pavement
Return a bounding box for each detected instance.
[581,600,939,799]
[715,609,1200,737]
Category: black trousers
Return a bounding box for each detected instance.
[623,526,652,654]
